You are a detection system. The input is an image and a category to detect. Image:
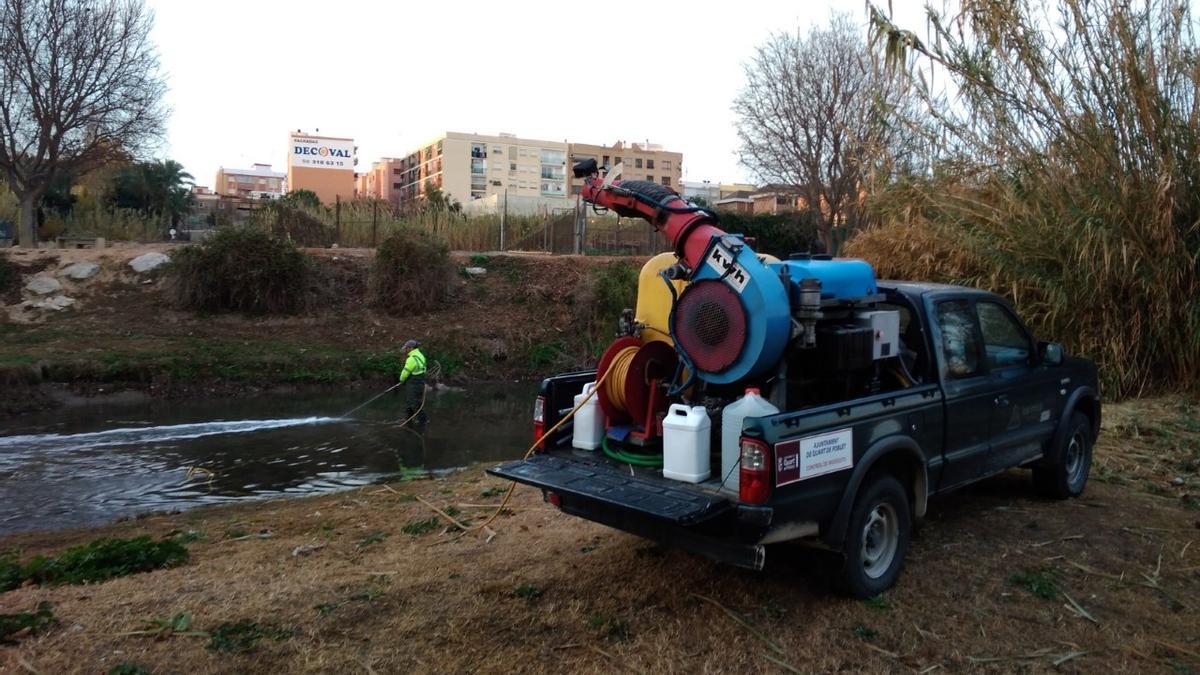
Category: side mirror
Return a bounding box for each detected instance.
[1039,341,1064,366]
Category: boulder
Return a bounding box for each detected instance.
[32,295,75,311]
[129,252,170,273]
[25,274,62,295]
[59,261,100,281]
[464,266,487,277]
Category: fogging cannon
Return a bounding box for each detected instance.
[574,158,894,458]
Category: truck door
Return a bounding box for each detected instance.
[975,301,1058,473]
[931,298,994,489]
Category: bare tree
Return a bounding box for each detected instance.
[733,14,915,244]
[0,0,167,246]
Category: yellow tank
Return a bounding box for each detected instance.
[635,252,687,345]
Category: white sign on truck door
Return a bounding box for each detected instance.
[775,428,854,486]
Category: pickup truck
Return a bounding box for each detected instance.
[490,281,1100,597]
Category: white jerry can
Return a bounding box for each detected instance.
[720,388,780,492]
[571,382,605,450]
[662,404,712,483]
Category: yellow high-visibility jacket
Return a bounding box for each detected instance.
[399,348,427,383]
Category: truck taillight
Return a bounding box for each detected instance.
[532,395,546,448]
[739,437,772,504]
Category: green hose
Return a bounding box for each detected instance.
[602,434,663,468]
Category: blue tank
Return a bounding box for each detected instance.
[768,258,878,300]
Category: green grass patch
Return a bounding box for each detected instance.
[1009,569,1060,600]
[401,517,441,535]
[0,536,188,591]
[863,595,891,611]
[586,611,633,641]
[206,619,291,653]
[528,340,565,369]
[513,584,544,600]
[853,623,879,641]
[0,601,55,643]
[480,486,505,498]
[357,531,388,547]
[108,663,153,675]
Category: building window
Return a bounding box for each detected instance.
[614,156,622,166]
[539,148,565,164]
[635,158,643,168]
[647,159,655,169]
[392,182,402,189]
[661,176,671,186]
[662,161,672,170]
[471,158,486,174]
[541,164,565,180]
[493,146,502,154]
[602,155,610,166]
[541,181,564,195]
[646,175,654,183]
[510,162,517,171]
[471,142,487,159]
[393,168,402,175]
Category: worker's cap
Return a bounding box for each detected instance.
[403,339,420,349]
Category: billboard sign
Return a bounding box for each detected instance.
[289,135,355,171]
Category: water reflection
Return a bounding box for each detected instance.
[0,383,537,534]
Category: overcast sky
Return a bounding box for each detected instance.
[148,0,929,188]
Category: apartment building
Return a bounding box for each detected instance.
[287,131,356,204]
[214,163,285,199]
[566,141,683,196]
[388,132,571,212]
[680,180,722,204]
[356,157,405,208]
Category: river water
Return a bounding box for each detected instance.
[0,383,537,535]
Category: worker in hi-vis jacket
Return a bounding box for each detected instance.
[399,339,428,424]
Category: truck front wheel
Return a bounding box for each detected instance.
[836,475,911,598]
[1033,412,1093,499]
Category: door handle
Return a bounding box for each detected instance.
[995,395,1011,407]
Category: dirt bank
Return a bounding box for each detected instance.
[0,245,638,416]
[1,398,1197,673]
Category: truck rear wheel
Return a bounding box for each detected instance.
[1033,412,1092,499]
[836,475,911,598]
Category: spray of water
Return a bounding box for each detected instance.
[0,417,343,453]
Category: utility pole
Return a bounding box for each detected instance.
[334,195,341,246]
[371,200,378,248]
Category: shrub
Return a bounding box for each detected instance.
[0,255,15,293]
[713,210,819,259]
[167,227,311,314]
[369,228,451,314]
[583,261,638,338]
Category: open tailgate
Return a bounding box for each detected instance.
[488,453,732,526]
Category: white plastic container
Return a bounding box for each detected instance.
[662,404,711,483]
[571,382,605,450]
[721,388,780,492]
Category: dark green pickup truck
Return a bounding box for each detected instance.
[490,282,1100,597]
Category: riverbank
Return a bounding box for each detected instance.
[1,397,1197,673]
[0,245,636,416]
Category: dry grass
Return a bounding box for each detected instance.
[1,398,1197,673]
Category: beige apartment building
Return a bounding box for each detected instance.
[566,141,683,196]
[386,132,571,212]
[214,163,285,199]
[287,131,356,204]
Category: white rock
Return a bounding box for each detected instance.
[129,252,170,273]
[25,274,62,295]
[464,266,487,277]
[33,295,75,311]
[59,261,100,280]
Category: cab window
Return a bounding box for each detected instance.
[936,300,983,379]
[977,301,1031,369]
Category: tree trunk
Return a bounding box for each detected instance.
[17,192,37,248]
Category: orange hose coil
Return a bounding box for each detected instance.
[604,346,639,413]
